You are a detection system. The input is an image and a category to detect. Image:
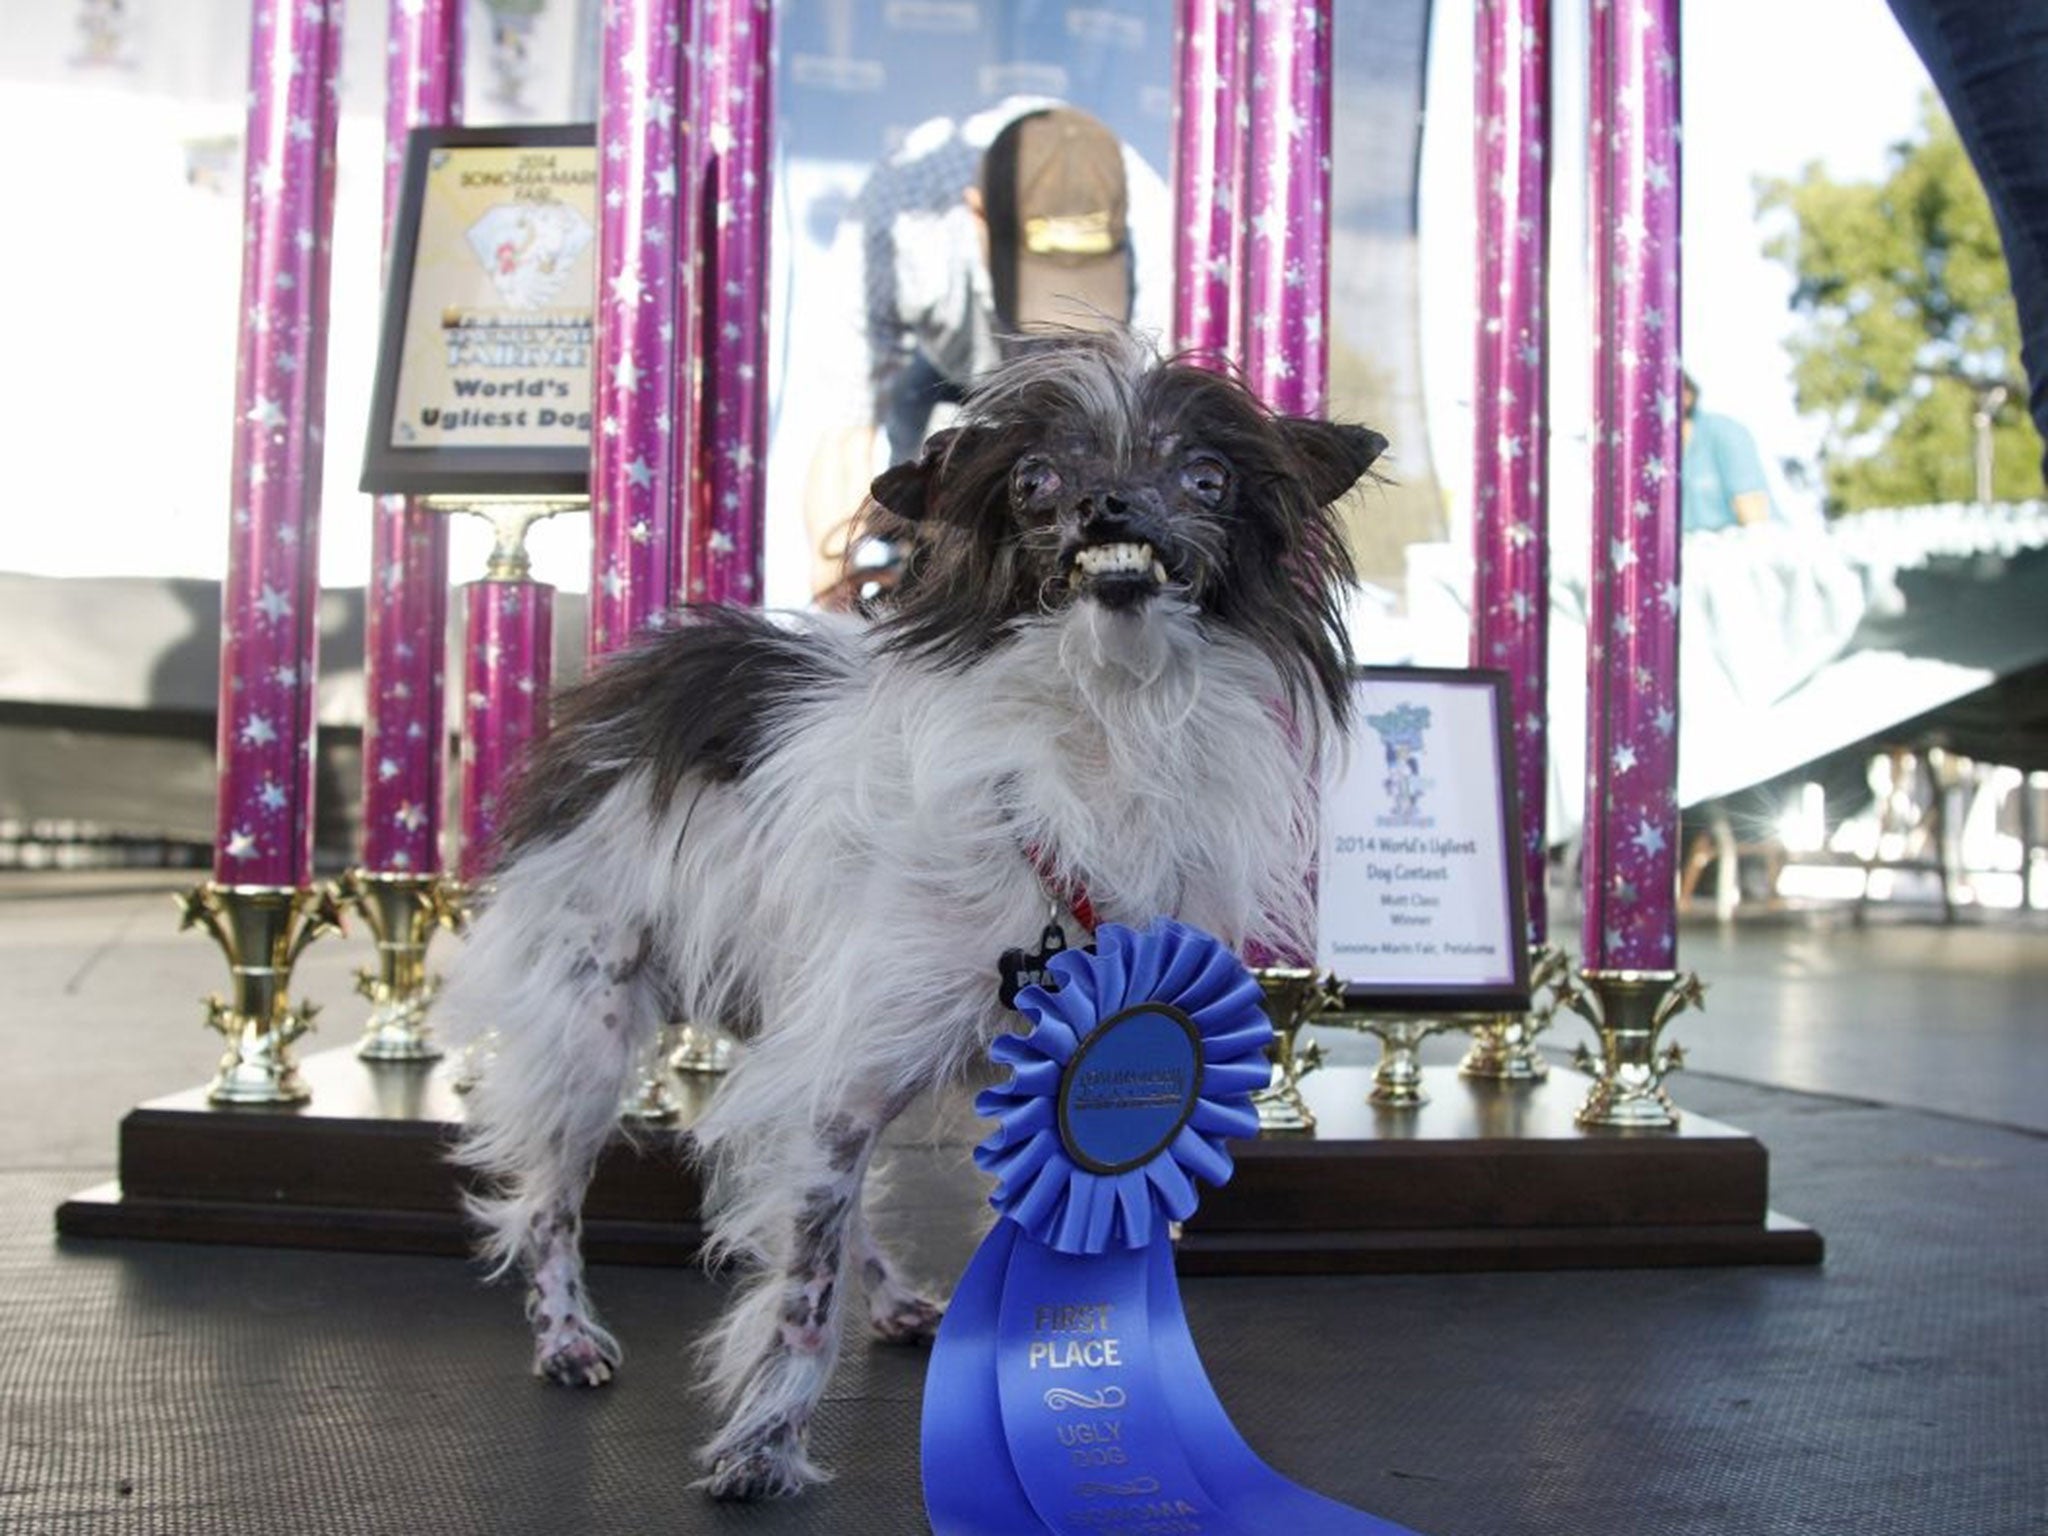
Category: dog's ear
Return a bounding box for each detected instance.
[1280,419,1388,506]
[868,428,968,523]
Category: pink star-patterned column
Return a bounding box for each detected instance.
[457,579,553,884]
[360,0,462,875]
[589,0,694,656]
[689,0,773,605]
[212,0,345,887]
[1240,0,1332,415]
[1172,0,1246,366]
[1470,0,1553,947]
[1582,0,1682,971]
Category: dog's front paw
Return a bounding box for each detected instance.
[870,1292,946,1346]
[533,1319,619,1388]
[703,1422,813,1502]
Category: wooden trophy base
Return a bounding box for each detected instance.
[1180,1065,1821,1273]
[57,1052,1820,1273]
[56,1048,706,1267]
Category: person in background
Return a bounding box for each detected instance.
[803,101,1170,605]
[1681,371,1779,532]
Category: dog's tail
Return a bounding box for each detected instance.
[443,842,667,1280]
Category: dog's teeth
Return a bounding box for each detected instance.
[1151,559,1168,585]
[1074,541,1157,578]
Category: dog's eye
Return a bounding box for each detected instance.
[1012,457,1062,506]
[1181,455,1231,504]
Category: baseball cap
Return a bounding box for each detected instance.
[980,107,1132,337]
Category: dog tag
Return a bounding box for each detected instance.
[998,924,1067,1009]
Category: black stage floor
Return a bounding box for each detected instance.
[4,874,2045,1535]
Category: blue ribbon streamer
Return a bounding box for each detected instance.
[922,920,1426,1535]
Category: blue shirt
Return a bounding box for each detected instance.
[1682,410,1776,531]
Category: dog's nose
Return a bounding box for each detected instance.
[1076,492,1134,532]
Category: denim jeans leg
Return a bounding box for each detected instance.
[1885,0,2048,471]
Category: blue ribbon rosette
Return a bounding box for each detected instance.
[921,918,1424,1536]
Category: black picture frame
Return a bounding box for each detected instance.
[1317,666,1533,1014]
[361,123,597,497]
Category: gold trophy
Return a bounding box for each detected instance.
[620,1023,684,1123]
[1251,969,1340,1133]
[334,870,465,1062]
[1556,968,1705,1129]
[1346,1013,1456,1108]
[1458,942,1570,1083]
[669,1022,736,1074]
[177,883,345,1105]
[428,494,588,584]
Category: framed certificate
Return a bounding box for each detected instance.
[361,124,598,496]
[1315,667,1531,1012]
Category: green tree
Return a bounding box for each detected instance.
[1758,94,2043,514]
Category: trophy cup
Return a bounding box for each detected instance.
[1556,968,1705,1129]
[178,884,346,1105]
[669,1023,737,1074]
[620,1024,684,1123]
[1251,968,1340,1133]
[335,870,465,1062]
[1458,942,1570,1083]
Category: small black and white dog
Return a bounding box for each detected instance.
[446,331,1384,1501]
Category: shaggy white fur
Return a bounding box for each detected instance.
[442,336,1381,1502]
